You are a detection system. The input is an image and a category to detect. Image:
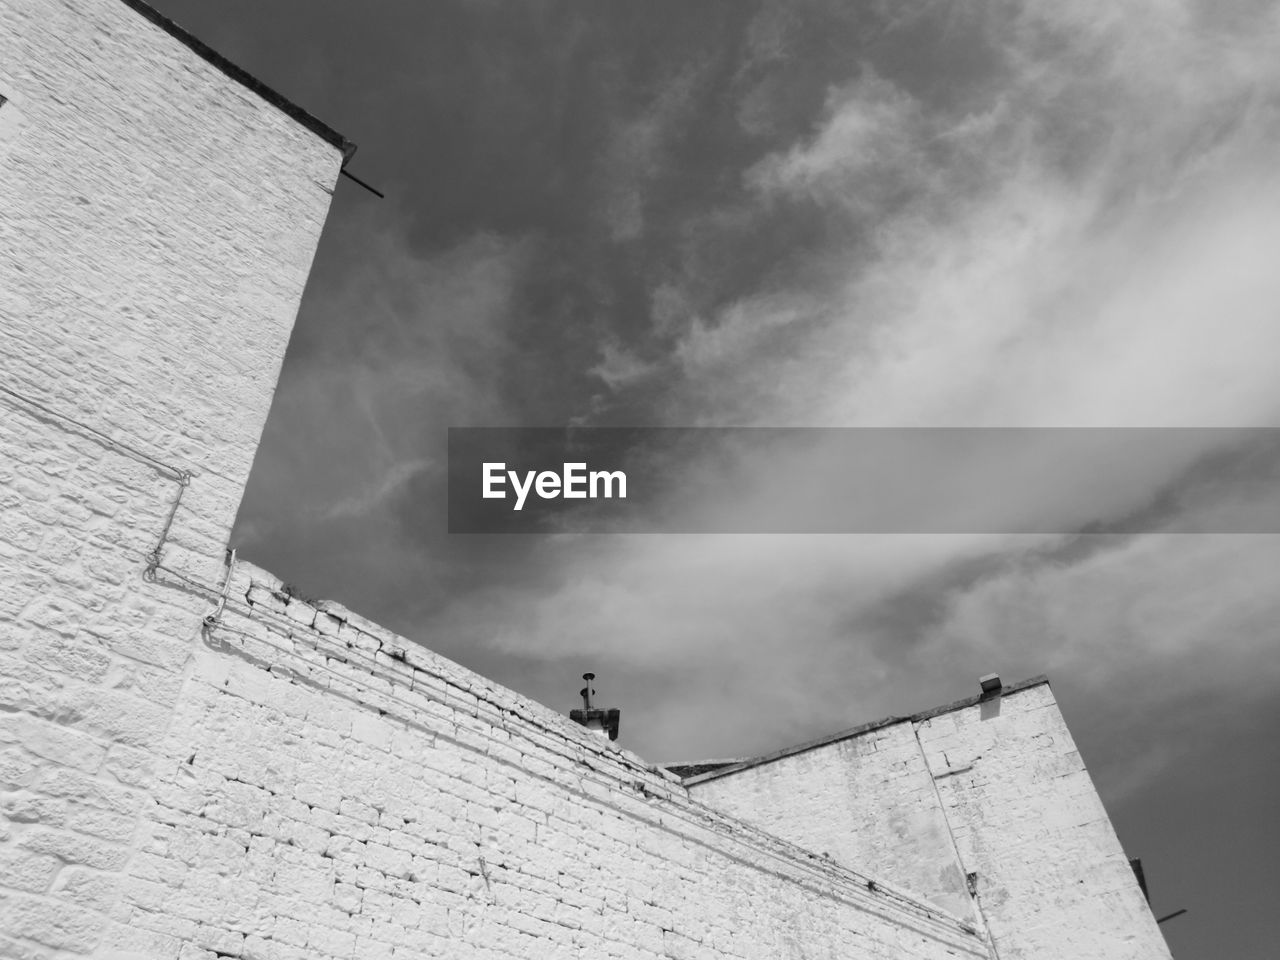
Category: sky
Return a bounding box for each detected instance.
[146,1,1279,956]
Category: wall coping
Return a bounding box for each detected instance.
[678,676,1051,786]
[116,0,356,161]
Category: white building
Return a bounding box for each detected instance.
[0,2,1173,957]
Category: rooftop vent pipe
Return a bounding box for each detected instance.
[570,672,621,741]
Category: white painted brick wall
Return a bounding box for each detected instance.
[1,0,343,589]
[917,684,1172,960]
[688,721,974,920]
[0,3,991,957]
[118,560,985,960]
[0,397,987,955]
[688,685,1175,960]
[2,0,341,954]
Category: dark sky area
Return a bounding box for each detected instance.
[145,2,1280,957]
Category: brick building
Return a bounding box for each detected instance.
[0,1,1172,957]
[675,677,1171,958]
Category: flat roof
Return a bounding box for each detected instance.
[677,675,1050,786]
[118,0,356,162]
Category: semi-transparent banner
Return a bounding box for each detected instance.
[447,428,1280,534]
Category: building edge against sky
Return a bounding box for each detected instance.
[0,1,1171,957]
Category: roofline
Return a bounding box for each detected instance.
[117,0,356,163]
[661,759,748,768]
[681,675,1051,786]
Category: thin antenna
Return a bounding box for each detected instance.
[340,167,384,198]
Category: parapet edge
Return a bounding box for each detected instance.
[679,675,1052,786]
[116,0,356,161]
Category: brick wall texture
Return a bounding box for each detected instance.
[687,685,1175,960]
[119,563,985,960]
[0,2,991,957]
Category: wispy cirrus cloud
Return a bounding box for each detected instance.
[225,0,1280,756]
[234,216,532,554]
[652,0,1280,432]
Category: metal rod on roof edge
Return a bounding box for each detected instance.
[340,167,385,198]
[1155,909,1187,924]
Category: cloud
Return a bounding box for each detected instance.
[746,71,928,210]
[588,340,657,392]
[598,64,705,242]
[394,0,1280,767]
[661,0,1280,432]
[226,0,1280,775]
[928,526,1280,801]
[234,210,533,553]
